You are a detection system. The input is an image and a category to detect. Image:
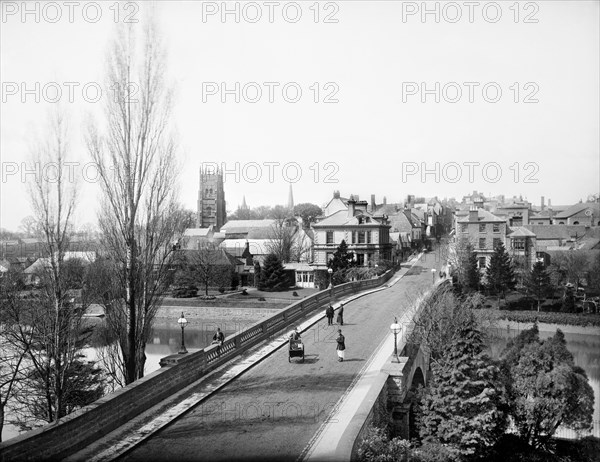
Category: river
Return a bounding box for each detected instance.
[487,323,600,439]
[1,309,273,442]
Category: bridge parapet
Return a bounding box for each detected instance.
[0,270,395,462]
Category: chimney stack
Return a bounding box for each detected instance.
[370,194,376,212]
[541,196,545,211]
[347,199,356,218]
[548,198,552,209]
[469,205,478,222]
[383,196,387,204]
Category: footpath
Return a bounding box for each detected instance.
[67,251,442,462]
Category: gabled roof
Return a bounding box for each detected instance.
[507,227,536,238]
[553,202,600,219]
[457,209,505,223]
[219,239,271,257]
[312,209,388,228]
[179,248,243,266]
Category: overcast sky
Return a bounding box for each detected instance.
[1,0,599,231]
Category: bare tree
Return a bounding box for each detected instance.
[266,223,295,263]
[86,20,187,384]
[18,216,39,237]
[2,109,106,429]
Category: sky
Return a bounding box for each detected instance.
[1,0,599,232]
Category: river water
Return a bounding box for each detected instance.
[4,321,599,442]
[487,324,600,439]
[1,313,266,442]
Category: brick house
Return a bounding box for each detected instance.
[456,207,507,270]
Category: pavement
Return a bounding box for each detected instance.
[66,249,445,462]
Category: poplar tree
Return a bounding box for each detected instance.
[485,242,515,298]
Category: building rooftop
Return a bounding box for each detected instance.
[457,209,505,223]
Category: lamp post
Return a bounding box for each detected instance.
[327,267,333,289]
[177,312,188,354]
[431,268,436,285]
[390,317,401,362]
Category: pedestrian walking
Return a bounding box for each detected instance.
[325,305,334,325]
[336,329,345,362]
[336,303,344,326]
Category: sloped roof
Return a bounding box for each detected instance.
[184,227,212,237]
[222,219,276,230]
[219,239,270,257]
[507,227,536,237]
[457,209,505,223]
[553,202,600,219]
[312,210,386,227]
[179,248,243,266]
[523,225,571,240]
[247,227,276,239]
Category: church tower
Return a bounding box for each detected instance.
[197,166,226,230]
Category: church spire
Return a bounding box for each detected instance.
[241,195,248,209]
[287,183,294,210]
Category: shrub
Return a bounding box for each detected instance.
[292,291,298,297]
[356,427,412,462]
[258,297,266,301]
[218,287,225,294]
[241,289,248,296]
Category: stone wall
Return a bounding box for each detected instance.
[0,270,394,462]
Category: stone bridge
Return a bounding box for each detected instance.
[0,250,445,462]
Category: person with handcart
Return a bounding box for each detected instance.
[288,327,304,362]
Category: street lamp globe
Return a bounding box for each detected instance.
[327,267,333,289]
[177,312,188,354]
[390,317,401,362]
[431,268,436,284]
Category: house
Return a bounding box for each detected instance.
[311,198,393,269]
[494,203,531,226]
[506,227,538,270]
[322,191,351,217]
[388,210,423,247]
[455,207,507,270]
[552,202,600,226]
[180,226,221,250]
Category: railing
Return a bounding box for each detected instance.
[0,269,395,462]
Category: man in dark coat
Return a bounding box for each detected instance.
[325,305,334,325]
[336,329,345,362]
[336,303,344,326]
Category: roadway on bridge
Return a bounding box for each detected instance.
[116,251,443,462]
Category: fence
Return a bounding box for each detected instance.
[0,270,394,462]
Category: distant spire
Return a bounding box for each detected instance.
[287,183,294,210]
[241,195,248,209]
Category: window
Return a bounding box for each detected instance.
[479,224,486,233]
[478,257,486,269]
[479,238,486,249]
[309,273,314,282]
[209,188,213,195]
[493,223,500,233]
[206,206,212,216]
[357,232,366,244]
[460,223,468,233]
[297,273,302,282]
[512,239,525,250]
[366,231,371,244]
[356,253,365,265]
[493,238,501,249]
[326,231,334,244]
[573,221,579,225]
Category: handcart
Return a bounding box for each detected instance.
[288,339,305,362]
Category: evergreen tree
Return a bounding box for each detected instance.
[501,327,594,449]
[526,261,552,312]
[419,314,508,457]
[485,242,515,298]
[453,241,480,293]
[260,253,288,291]
[328,239,355,273]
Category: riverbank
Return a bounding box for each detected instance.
[479,309,600,331]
